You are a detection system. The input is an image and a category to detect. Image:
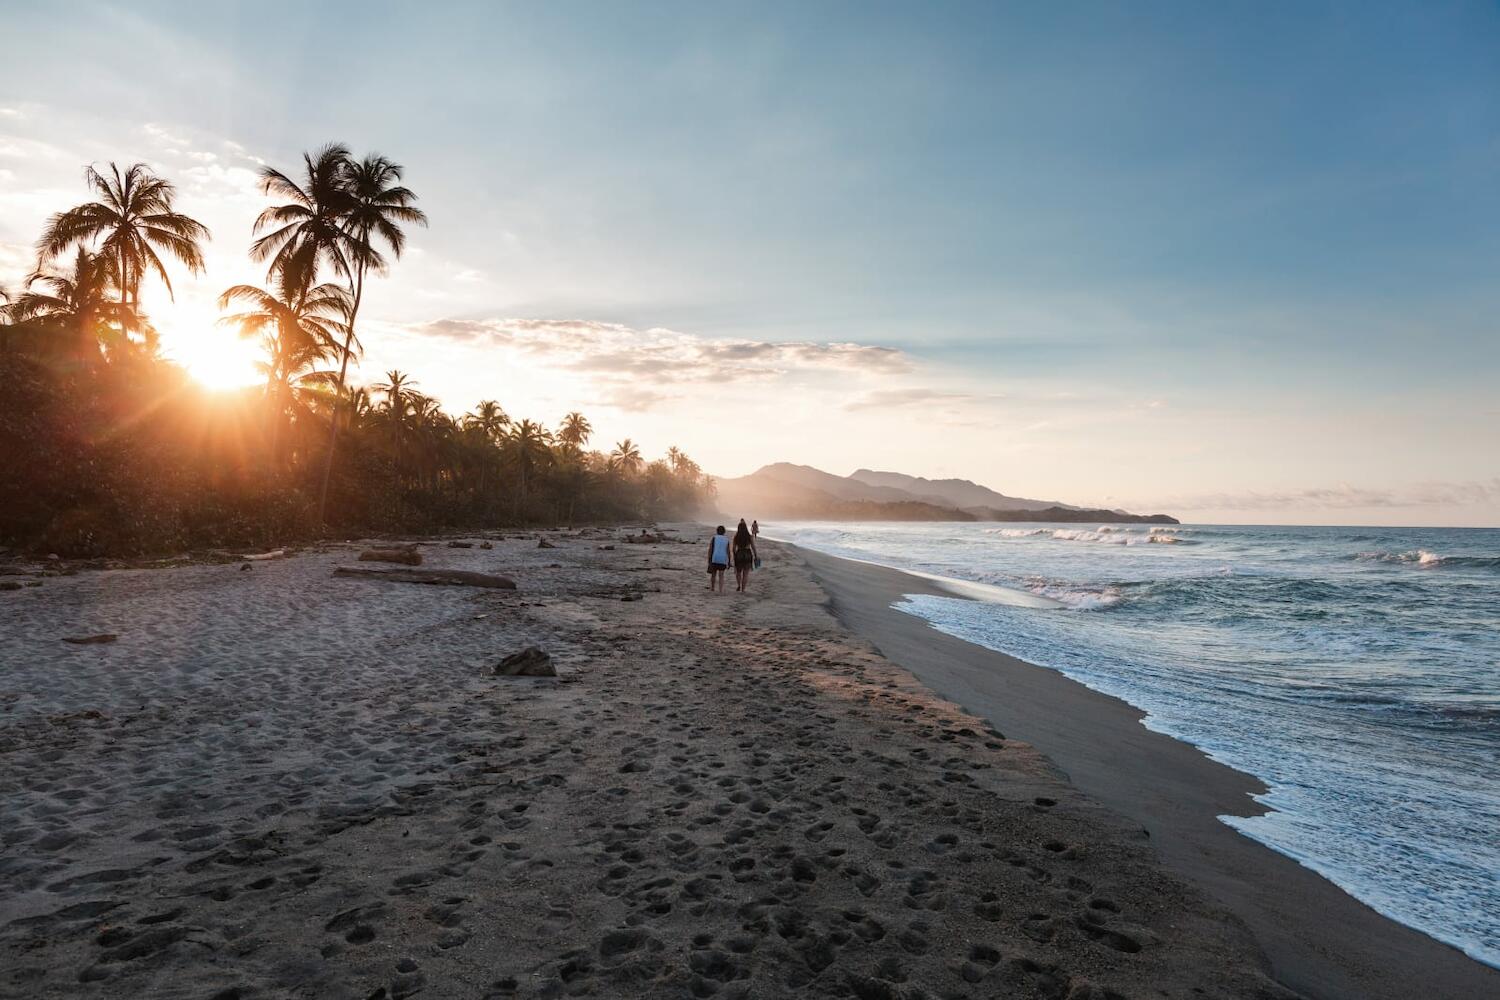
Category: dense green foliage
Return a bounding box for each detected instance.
[0,153,714,556]
[0,352,714,557]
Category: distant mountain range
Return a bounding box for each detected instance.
[713,463,1178,524]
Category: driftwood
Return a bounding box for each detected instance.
[358,547,423,566]
[241,549,287,561]
[493,646,556,677]
[63,634,118,645]
[333,567,516,590]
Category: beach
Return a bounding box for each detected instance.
[797,544,1500,1000]
[0,530,1484,999]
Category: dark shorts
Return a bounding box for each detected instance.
[734,548,753,567]
[710,562,728,571]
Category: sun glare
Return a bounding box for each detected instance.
[158,305,264,391]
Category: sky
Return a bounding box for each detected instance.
[1,1,1497,525]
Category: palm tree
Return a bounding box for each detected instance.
[372,369,418,471]
[251,143,359,293]
[611,438,644,475]
[464,399,510,443]
[315,152,427,524]
[558,411,592,450]
[11,248,138,361]
[36,163,209,314]
[218,279,350,464]
[0,286,11,353]
[507,419,553,508]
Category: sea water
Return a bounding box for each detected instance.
[769,521,1500,967]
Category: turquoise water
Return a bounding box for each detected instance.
[770,521,1500,967]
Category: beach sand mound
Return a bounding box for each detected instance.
[0,530,1295,999]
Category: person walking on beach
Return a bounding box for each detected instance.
[732,519,758,593]
[706,525,731,593]
[751,519,759,537]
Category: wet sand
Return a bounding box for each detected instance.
[3,527,1304,998]
[794,542,1500,1000]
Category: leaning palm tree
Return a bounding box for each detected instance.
[611,438,644,475]
[558,411,593,450]
[218,278,350,465]
[251,143,359,293]
[11,248,137,361]
[36,162,209,313]
[314,152,427,523]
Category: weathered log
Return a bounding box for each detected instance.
[493,646,556,677]
[333,567,516,589]
[63,634,118,645]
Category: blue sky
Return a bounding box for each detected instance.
[2,1,1497,523]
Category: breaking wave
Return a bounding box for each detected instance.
[984,526,1193,546]
[1354,550,1500,570]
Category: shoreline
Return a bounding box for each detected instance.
[786,539,1499,999]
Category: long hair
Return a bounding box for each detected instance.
[734,520,752,546]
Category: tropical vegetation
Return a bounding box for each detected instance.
[0,151,715,557]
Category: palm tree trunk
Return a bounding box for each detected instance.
[313,263,366,529]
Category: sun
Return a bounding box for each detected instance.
[156,303,264,391]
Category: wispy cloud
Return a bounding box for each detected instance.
[1140,479,1500,511]
[844,387,993,411]
[419,317,911,388]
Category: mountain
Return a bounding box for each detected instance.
[847,469,1076,513]
[713,463,1177,524]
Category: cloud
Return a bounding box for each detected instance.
[1142,478,1500,511]
[417,317,912,387]
[844,387,990,411]
[600,385,681,411]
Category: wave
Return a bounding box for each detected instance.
[1354,550,1500,570]
[1023,577,1124,610]
[983,526,1195,546]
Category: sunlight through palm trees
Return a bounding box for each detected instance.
[36,162,209,314]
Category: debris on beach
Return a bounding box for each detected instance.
[241,549,286,561]
[62,634,118,645]
[537,540,556,549]
[493,646,556,677]
[358,546,423,566]
[447,541,474,548]
[624,530,665,544]
[479,541,494,550]
[333,567,516,589]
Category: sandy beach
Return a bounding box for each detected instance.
[0,527,1446,999]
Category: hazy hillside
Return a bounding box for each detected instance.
[848,469,1076,512]
[715,463,1177,524]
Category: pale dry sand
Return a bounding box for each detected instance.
[2,528,1294,999]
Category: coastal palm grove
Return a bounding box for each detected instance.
[0,148,714,556]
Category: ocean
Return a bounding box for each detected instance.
[768,521,1500,968]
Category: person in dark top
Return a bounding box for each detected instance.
[732,519,758,593]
